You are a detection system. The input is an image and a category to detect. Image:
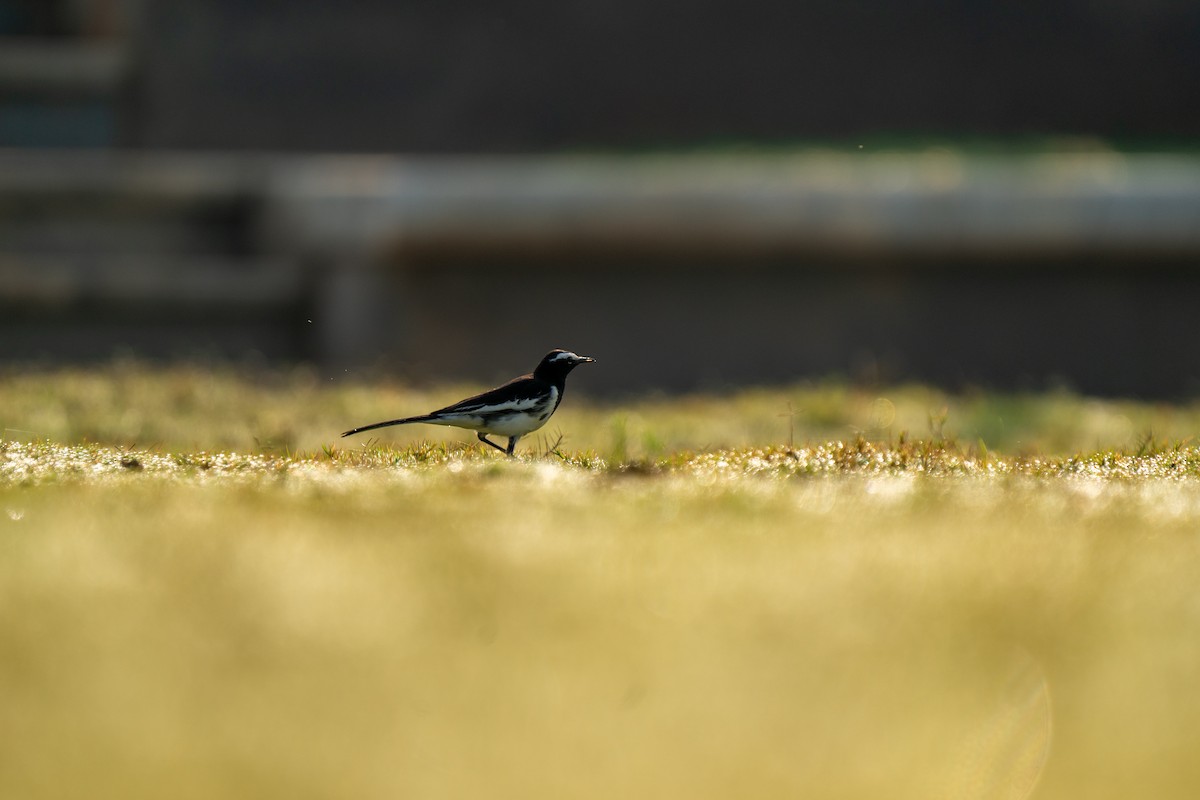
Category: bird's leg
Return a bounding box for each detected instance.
[477,432,508,455]
[505,436,520,457]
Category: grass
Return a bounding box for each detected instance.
[3,358,1199,457]
[3,361,1200,799]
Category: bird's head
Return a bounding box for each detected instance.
[535,349,596,379]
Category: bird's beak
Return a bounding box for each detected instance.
[577,355,596,364]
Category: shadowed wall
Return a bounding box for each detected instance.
[130,0,1200,152]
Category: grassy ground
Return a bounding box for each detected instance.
[3,362,1200,799]
[3,359,1198,457]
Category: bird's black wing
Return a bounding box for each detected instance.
[429,373,547,417]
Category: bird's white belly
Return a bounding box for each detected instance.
[478,412,552,436]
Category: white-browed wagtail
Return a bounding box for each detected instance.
[341,349,595,456]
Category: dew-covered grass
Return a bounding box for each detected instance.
[2,362,1200,799]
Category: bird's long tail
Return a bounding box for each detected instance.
[341,415,436,438]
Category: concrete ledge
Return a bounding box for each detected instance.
[5,150,1199,260]
[268,152,1200,261]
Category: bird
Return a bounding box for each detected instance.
[341,349,596,456]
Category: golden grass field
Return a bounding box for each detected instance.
[2,362,1200,799]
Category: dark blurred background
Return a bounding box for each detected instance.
[2,0,1199,394]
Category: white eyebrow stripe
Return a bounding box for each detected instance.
[550,351,578,362]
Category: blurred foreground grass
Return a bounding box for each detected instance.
[2,362,1200,799]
